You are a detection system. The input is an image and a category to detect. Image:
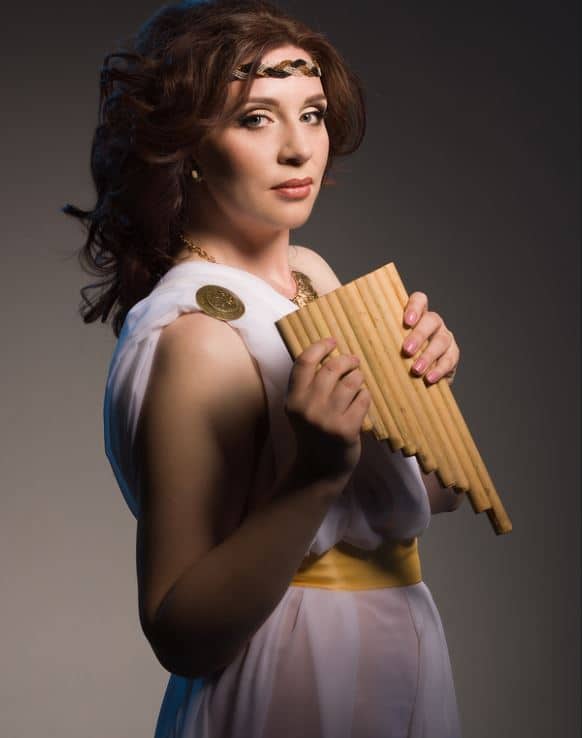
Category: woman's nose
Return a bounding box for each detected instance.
[277,123,312,164]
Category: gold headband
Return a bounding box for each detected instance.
[231,57,322,81]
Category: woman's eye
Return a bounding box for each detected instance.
[238,113,269,129]
[238,107,328,129]
[303,107,328,124]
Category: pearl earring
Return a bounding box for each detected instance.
[191,167,203,182]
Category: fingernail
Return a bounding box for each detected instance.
[328,336,337,345]
[413,359,426,373]
[406,311,417,325]
[426,371,438,383]
[403,339,417,354]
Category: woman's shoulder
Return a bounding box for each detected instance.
[156,311,265,405]
[151,310,267,433]
[289,245,343,296]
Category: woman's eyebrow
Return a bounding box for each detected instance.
[243,94,328,106]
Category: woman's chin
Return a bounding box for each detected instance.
[271,204,316,230]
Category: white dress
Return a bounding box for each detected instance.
[103,260,462,738]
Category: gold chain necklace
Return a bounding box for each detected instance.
[180,235,319,308]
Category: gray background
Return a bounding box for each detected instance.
[1,1,579,736]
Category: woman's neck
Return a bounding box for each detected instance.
[175,228,297,295]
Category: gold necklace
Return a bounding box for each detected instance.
[180,235,319,308]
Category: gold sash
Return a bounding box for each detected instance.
[290,537,422,591]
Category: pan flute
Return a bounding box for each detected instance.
[275,262,512,536]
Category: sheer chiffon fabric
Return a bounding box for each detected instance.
[103,260,462,738]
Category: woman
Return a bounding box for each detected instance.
[65,1,464,736]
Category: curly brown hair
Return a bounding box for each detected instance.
[63,0,367,338]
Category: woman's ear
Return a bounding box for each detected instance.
[190,163,204,182]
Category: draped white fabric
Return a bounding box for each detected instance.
[103,260,462,738]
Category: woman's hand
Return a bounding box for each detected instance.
[285,337,371,484]
[401,292,460,385]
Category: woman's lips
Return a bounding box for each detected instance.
[272,183,312,199]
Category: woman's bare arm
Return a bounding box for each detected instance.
[135,311,351,679]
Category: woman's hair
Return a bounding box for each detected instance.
[63,0,367,338]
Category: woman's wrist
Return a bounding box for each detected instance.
[287,456,353,501]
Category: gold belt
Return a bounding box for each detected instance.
[290,537,422,591]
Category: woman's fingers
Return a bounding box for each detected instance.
[402,310,443,357]
[401,307,460,383]
[403,291,428,327]
[287,336,338,397]
[409,325,451,375]
[308,350,370,426]
[285,338,371,480]
[424,338,460,383]
[287,338,369,428]
[328,365,367,415]
[310,352,362,401]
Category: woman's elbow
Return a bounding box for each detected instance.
[144,616,246,679]
[443,488,465,513]
[145,626,244,679]
[423,471,465,514]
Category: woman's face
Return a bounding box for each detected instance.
[194,44,330,235]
